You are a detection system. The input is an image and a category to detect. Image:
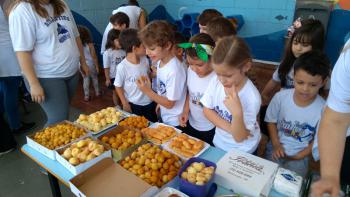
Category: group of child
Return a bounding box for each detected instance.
[78,8,331,178]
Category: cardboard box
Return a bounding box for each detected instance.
[98,125,147,162]
[26,120,88,160]
[56,138,112,175]
[69,158,159,197]
[215,149,278,197]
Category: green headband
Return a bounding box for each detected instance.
[177,43,214,62]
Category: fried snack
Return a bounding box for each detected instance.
[32,123,86,150]
[168,134,204,158]
[119,143,182,187]
[141,125,177,144]
[118,116,149,130]
[101,129,143,151]
[76,107,122,132]
[181,162,214,185]
[61,138,105,166]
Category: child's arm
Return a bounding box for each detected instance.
[136,76,176,109]
[88,43,100,73]
[223,86,252,142]
[179,93,190,127]
[115,87,131,112]
[203,107,232,131]
[104,68,111,87]
[261,79,280,106]
[267,122,285,160]
[76,37,89,76]
[287,142,313,161]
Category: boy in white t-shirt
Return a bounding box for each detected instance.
[178,33,216,145]
[137,21,187,127]
[265,51,330,177]
[114,28,157,122]
[201,36,261,154]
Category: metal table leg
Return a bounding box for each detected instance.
[48,172,62,197]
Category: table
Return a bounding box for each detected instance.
[22,144,294,197]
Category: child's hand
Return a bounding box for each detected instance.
[136,75,151,92]
[224,85,243,117]
[272,143,285,160]
[122,102,132,113]
[95,65,100,74]
[81,62,90,76]
[179,111,189,127]
[151,66,157,77]
[105,80,111,87]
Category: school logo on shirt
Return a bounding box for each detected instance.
[113,56,125,66]
[278,118,317,142]
[190,92,204,107]
[126,76,137,83]
[214,106,232,122]
[158,80,166,96]
[285,75,294,89]
[57,23,71,43]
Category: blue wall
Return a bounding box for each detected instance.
[162,0,295,37]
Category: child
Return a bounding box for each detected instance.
[201,36,261,153]
[172,32,187,65]
[206,16,237,43]
[137,20,187,128]
[77,26,101,102]
[101,12,130,54]
[103,29,126,106]
[197,9,223,34]
[264,51,330,177]
[178,33,216,145]
[261,19,325,104]
[114,28,157,122]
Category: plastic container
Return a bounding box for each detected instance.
[178,157,217,197]
[182,13,199,28]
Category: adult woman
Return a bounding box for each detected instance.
[8,0,89,126]
[312,39,350,196]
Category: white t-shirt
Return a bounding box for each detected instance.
[103,48,125,78]
[265,89,325,156]
[187,67,215,131]
[82,44,94,67]
[326,39,350,137]
[272,66,294,88]
[0,7,21,77]
[114,56,152,106]
[201,77,262,153]
[100,5,142,54]
[9,2,80,78]
[157,57,187,126]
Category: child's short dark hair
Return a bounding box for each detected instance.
[293,50,330,80]
[139,20,175,47]
[206,17,237,41]
[110,12,130,28]
[105,29,120,50]
[77,25,92,46]
[186,33,215,59]
[174,32,187,45]
[197,9,223,26]
[119,28,141,53]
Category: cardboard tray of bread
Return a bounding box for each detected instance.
[141,122,182,145]
[26,120,88,160]
[163,133,210,160]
